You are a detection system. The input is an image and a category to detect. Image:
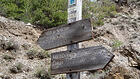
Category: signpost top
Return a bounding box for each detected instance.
[70,0,76,5]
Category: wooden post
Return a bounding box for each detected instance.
[67,0,82,79]
[66,72,80,79]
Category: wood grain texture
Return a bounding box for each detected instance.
[51,46,114,75]
[37,19,92,50]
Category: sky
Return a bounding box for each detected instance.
[90,0,97,2]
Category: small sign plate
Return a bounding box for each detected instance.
[70,0,76,5]
[51,46,114,75]
[37,19,92,50]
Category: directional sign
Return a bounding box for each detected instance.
[37,19,92,50]
[51,46,114,75]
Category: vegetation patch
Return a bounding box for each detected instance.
[112,40,123,48]
[0,0,67,28]
[35,68,51,79]
[27,48,50,59]
[3,54,15,61]
[1,75,11,79]
[0,39,19,51]
[36,51,50,59]
[26,49,37,59]
[83,0,117,26]
[4,41,19,50]
[10,63,24,74]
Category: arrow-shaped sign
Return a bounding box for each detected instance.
[51,46,114,75]
[37,19,92,50]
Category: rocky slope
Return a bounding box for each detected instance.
[0,1,140,79]
[79,2,140,79]
[0,16,50,79]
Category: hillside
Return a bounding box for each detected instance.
[0,0,140,79]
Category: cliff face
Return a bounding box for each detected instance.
[0,1,140,79]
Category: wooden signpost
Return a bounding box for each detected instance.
[37,0,114,79]
[37,19,92,50]
[51,46,114,75]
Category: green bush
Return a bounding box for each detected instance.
[83,0,117,26]
[1,0,117,28]
[3,54,15,61]
[27,48,50,59]
[10,63,24,74]
[35,68,51,79]
[113,40,123,48]
[0,0,67,28]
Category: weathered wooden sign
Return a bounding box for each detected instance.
[37,19,92,50]
[51,46,114,75]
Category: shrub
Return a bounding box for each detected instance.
[10,63,24,74]
[35,68,51,79]
[37,51,50,59]
[27,49,50,59]
[3,54,15,61]
[22,43,31,50]
[112,40,123,48]
[0,0,67,28]
[83,0,117,26]
[26,49,37,59]
[0,39,19,51]
[4,41,19,50]
[1,75,11,79]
